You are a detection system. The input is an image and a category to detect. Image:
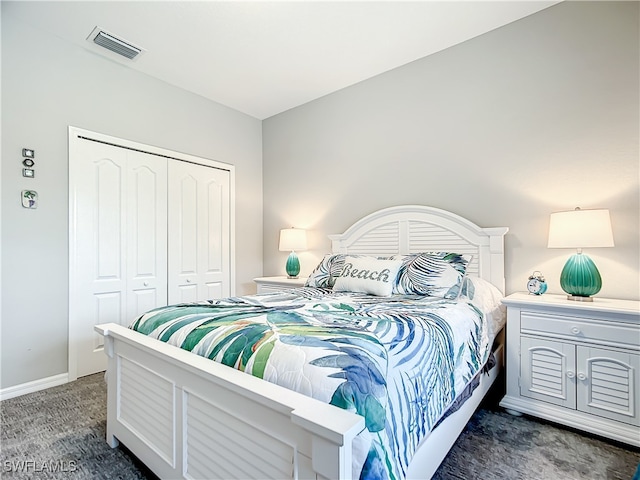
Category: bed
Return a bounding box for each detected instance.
[96,205,508,480]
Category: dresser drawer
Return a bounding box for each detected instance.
[521,311,639,350]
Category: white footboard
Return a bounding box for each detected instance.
[95,323,364,480]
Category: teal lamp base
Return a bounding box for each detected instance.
[560,252,602,302]
[285,251,300,278]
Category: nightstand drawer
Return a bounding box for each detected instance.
[521,311,639,350]
[258,284,297,294]
[254,276,308,294]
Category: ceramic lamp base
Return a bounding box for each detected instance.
[285,251,300,278]
[560,252,602,301]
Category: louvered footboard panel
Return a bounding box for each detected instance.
[118,357,176,467]
[99,324,361,480]
[184,390,300,479]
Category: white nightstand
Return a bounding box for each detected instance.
[500,292,640,446]
[253,276,308,294]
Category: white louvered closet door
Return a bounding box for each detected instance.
[168,160,231,304]
[72,140,167,377]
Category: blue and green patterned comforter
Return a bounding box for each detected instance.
[130,287,498,480]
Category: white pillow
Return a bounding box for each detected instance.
[333,256,402,296]
[459,275,504,313]
[458,275,506,341]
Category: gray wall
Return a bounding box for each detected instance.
[263,1,639,301]
[1,11,263,388]
[2,1,638,392]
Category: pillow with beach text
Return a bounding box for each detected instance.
[333,256,402,297]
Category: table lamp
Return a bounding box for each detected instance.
[279,228,307,278]
[547,207,614,301]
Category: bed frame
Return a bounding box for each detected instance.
[96,205,508,479]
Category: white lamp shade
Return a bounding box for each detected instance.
[279,228,307,252]
[548,208,614,249]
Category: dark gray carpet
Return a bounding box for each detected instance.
[1,373,638,479]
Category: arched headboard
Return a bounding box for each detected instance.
[328,205,509,293]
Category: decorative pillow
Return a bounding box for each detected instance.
[392,252,471,297]
[305,254,348,288]
[441,271,470,300]
[333,256,402,296]
[305,253,378,288]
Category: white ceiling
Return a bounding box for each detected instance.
[4,1,559,119]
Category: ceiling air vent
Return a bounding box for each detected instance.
[87,27,144,60]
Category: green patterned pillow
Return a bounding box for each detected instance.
[305,254,348,288]
[392,252,471,297]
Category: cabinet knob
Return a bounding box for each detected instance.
[577,372,587,381]
[143,281,149,287]
[570,326,581,335]
[186,279,191,283]
[567,371,575,379]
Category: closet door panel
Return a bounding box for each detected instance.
[126,151,168,321]
[96,159,125,282]
[168,161,230,303]
[73,141,128,377]
[200,170,230,300]
[168,169,199,302]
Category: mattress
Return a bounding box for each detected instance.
[130,277,504,480]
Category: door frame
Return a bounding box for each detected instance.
[68,126,236,381]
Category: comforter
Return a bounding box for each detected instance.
[130,284,503,480]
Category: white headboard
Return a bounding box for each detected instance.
[328,205,509,293]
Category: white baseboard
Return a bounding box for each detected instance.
[0,373,69,401]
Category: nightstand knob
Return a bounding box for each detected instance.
[186,279,191,283]
[570,326,581,335]
[577,372,587,381]
[143,281,149,287]
[567,371,575,379]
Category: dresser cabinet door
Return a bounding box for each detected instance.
[520,336,576,408]
[576,346,639,426]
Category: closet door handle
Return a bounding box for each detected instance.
[566,371,575,379]
[577,372,587,381]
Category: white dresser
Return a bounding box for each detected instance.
[500,292,640,446]
[253,276,308,294]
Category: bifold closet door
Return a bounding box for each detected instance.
[168,161,230,304]
[72,140,167,377]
